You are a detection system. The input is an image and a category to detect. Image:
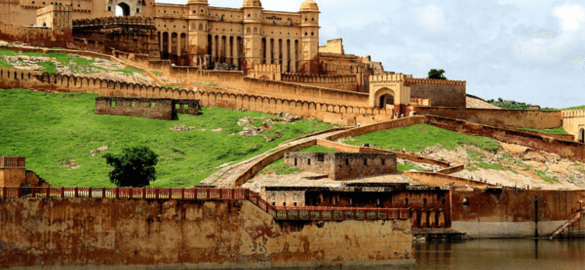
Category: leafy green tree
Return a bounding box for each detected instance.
[103,146,158,187]
[428,69,447,80]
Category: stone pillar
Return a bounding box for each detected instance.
[233,38,239,68]
[177,33,181,57]
[266,38,272,65]
[226,36,232,64]
[167,32,172,55]
[291,40,297,73]
[274,39,280,67]
[211,35,217,62]
[282,40,289,73]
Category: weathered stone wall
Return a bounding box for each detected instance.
[282,73,358,92]
[451,188,585,238]
[284,152,397,180]
[409,79,466,108]
[0,21,72,49]
[0,198,414,269]
[415,107,562,130]
[95,97,174,120]
[264,188,306,207]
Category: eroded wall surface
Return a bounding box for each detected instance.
[0,198,414,269]
[451,188,585,238]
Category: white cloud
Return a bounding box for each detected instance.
[409,52,438,69]
[513,3,585,62]
[416,5,446,34]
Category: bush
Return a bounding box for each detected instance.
[103,146,158,187]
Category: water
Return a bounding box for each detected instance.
[415,239,585,269]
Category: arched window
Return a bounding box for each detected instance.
[199,23,203,31]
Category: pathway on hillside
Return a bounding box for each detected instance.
[200,129,349,187]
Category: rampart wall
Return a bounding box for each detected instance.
[415,107,562,130]
[451,188,585,238]
[0,21,72,48]
[0,196,413,269]
[282,73,358,92]
[407,79,467,108]
[0,68,397,127]
[95,97,200,120]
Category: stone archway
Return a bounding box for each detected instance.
[373,87,396,109]
[259,75,270,80]
[116,2,131,17]
[579,128,584,143]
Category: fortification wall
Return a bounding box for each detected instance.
[95,97,174,120]
[0,68,397,127]
[0,22,72,48]
[282,73,358,92]
[562,110,585,142]
[408,79,466,108]
[451,188,585,238]
[415,107,562,130]
[0,198,414,269]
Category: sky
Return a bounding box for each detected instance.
[155,0,585,109]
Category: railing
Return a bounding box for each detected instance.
[0,187,409,221]
[0,157,25,168]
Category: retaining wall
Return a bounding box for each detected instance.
[0,197,414,269]
[415,107,562,130]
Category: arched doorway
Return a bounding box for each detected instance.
[115,2,131,17]
[579,128,584,143]
[379,94,395,109]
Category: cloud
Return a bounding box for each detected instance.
[513,3,585,62]
[416,5,446,34]
[409,53,438,69]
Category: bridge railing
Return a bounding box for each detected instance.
[0,186,409,221]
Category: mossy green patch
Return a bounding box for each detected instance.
[398,161,426,172]
[346,124,501,152]
[520,126,569,135]
[535,169,559,183]
[0,89,336,187]
[474,163,505,171]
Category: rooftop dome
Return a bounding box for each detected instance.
[243,0,262,8]
[300,0,319,11]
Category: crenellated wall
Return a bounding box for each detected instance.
[0,67,399,127]
[406,78,467,108]
[282,73,358,91]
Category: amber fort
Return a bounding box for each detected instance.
[0,0,585,269]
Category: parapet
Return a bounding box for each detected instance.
[562,110,585,118]
[369,73,412,83]
[284,152,397,180]
[405,78,466,86]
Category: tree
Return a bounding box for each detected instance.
[428,69,447,80]
[103,146,158,187]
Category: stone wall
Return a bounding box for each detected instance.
[409,80,466,108]
[0,198,414,269]
[282,73,358,92]
[284,152,397,180]
[264,187,306,207]
[0,21,72,49]
[415,107,562,130]
[451,188,585,238]
[94,97,200,120]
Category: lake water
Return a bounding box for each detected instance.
[415,239,585,269]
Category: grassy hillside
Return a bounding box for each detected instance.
[343,124,501,152]
[0,89,336,187]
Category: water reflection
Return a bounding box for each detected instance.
[415,239,585,270]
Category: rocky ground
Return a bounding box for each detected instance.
[414,143,585,190]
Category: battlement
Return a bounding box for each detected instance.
[406,78,466,86]
[72,16,155,28]
[282,73,357,84]
[369,73,412,83]
[319,52,359,59]
[0,157,25,168]
[562,110,585,117]
[248,64,282,81]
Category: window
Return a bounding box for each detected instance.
[382,158,385,166]
[311,32,314,36]
[175,104,180,110]
[404,198,409,205]
[442,198,446,205]
[294,158,297,166]
[363,159,367,166]
[150,103,156,109]
[304,32,307,36]
[111,101,116,107]
[131,102,135,108]
[184,104,189,110]
[423,198,427,205]
[283,202,286,206]
[248,14,251,17]
[463,197,469,206]
[317,154,324,162]
[305,18,308,21]
[345,159,349,165]
[272,202,275,206]
[308,159,311,165]
[201,9,204,13]
[312,18,315,21]
[136,8,140,13]
[294,202,297,206]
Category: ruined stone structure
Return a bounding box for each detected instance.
[284,152,397,180]
[95,96,199,120]
[563,110,585,143]
[0,157,48,187]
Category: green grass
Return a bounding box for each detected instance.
[0,58,12,68]
[38,61,56,74]
[114,68,143,75]
[397,161,426,172]
[474,162,505,171]
[0,49,121,75]
[0,89,336,187]
[520,126,569,135]
[345,124,501,152]
[151,70,163,75]
[535,169,559,183]
[259,145,338,175]
[562,106,585,111]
